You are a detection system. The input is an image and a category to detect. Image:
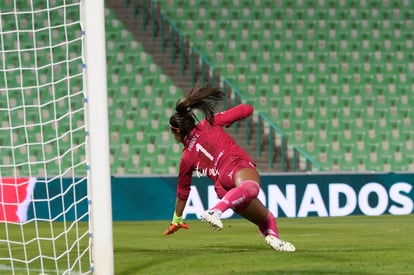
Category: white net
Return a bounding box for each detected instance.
[0,0,91,273]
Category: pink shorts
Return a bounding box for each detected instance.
[214,159,256,199]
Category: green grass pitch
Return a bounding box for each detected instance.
[115,215,414,275]
[1,215,413,274]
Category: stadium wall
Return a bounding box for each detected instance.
[111,173,414,220]
[3,173,412,222]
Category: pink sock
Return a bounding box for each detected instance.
[259,212,279,237]
[213,180,259,213]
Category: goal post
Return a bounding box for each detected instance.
[0,0,113,274]
[82,0,114,274]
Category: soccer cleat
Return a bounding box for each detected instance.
[200,209,223,231]
[163,223,190,235]
[265,235,296,252]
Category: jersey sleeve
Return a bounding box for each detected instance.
[214,104,254,127]
[176,157,193,201]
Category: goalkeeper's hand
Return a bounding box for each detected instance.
[163,212,190,235]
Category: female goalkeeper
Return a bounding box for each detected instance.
[163,85,295,252]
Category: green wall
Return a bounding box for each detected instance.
[25,173,413,221]
[110,173,414,221]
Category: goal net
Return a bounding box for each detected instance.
[0,0,112,274]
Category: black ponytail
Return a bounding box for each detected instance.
[169,85,224,137]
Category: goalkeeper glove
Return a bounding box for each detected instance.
[163,212,190,235]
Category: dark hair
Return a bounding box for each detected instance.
[169,85,224,137]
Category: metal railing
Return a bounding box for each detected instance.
[222,80,288,171]
[127,0,322,172]
[293,146,322,172]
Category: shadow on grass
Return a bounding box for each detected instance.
[230,271,377,275]
[114,244,265,274]
[115,243,263,254]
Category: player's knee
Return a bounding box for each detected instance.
[232,201,250,213]
[240,180,259,199]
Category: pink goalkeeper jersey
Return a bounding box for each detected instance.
[176,104,255,200]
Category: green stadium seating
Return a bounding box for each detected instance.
[159,0,414,172]
[104,8,185,174]
[3,1,412,174]
[0,4,183,176]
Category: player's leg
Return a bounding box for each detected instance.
[233,198,278,237]
[204,167,295,251]
[200,179,259,229]
[201,168,260,229]
[234,199,295,252]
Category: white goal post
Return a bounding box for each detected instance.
[82,0,114,274]
[0,0,113,274]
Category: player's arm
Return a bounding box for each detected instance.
[174,197,187,217]
[163,197,190,235]
[164,161,192,235]
[214,104,253,127]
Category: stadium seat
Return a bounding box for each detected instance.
[92,8,187,175]
[158,0,414,172]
